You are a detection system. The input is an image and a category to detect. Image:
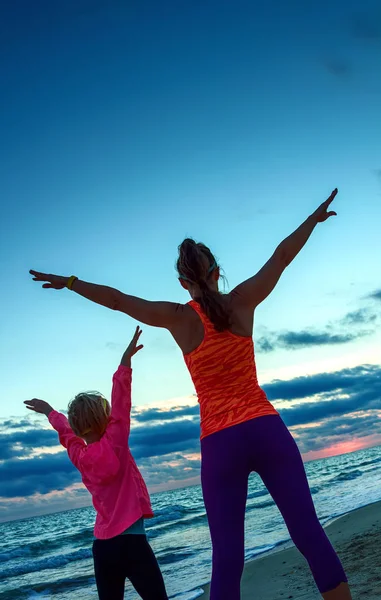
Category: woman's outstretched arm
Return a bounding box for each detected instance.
[231,188,338,309]
[29,270,183,329]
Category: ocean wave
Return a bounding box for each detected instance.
[246,499,274,512]
[0,539,59,565]
[357,456,381,469]
[62,527,94,547]
[0,548,92,580]
[333,469,363,482]
[149,512,207,539]
[247,489,269,500]
[0,574,94,600]
[158,546,195,566]
[170,588,205,600]
[0,527,93,565]
[150,505,191,526]
[0,545,34,563]
[245,541,279,560]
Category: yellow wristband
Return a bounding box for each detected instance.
[66,276,78,290]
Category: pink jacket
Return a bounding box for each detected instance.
[49,365,153,539]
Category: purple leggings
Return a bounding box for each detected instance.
[201,415,347,599]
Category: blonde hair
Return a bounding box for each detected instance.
[68,392,111,437]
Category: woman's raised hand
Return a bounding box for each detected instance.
[29,270,69,289]
[312,188,338,223]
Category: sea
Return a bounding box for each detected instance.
[1,443,381,600]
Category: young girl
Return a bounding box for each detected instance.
[25,327,168,600]
[30,189,352,599]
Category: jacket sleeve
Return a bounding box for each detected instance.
[110,365,132,436]
[48,411,120,483]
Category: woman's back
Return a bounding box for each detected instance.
[183,300,278,439]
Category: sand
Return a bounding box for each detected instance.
[199,500,381,599]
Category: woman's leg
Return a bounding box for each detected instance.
[125,535,168,600]
[201,425,250,600]
[93,538,126,600]
[252,416,351,599]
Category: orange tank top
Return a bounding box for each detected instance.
[184,301,278,439]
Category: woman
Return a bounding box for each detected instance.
[30,189,352,600]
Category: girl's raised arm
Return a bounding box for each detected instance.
[231,189,338,310]
[29,271,183,329]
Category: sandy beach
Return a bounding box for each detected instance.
[199,500,381,599]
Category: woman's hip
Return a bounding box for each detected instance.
[200,414,300,474]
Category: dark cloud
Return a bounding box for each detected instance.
[257,303,378,353]
[369,289,381,301]
[264,364,379,402]
[256,338,275,353]
[322,57,352,78]
[257,329,365,352]
[139,453,201,486]
[1,364,380,502]
[341,308,378,325]
[130,419,200,459]
[0,453,80,498]
[351,13,381,40]
[105,342,124,351]
[0,428,58,460]
[132,404,199,423]
[281,391,379,428]
[279,330,359,347]
[0,418,32,430]
[295,413,381,454]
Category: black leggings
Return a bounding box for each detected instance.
[92,534,168,600]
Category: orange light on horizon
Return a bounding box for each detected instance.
[302,434,381,462]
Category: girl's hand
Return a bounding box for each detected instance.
[29,270,68,289]
[312,189,338,223]
[121,327,143,366]
[24,399,54,416]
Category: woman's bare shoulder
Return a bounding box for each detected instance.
[226,291,254,337]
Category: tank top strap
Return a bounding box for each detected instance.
[188,300,216,337]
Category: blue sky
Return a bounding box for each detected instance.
[0,0,380,520]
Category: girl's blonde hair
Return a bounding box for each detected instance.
[68,392,111,437]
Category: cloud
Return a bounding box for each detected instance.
[368,289,381,301]
[295,413,381,454]
[280,330,360,347]
[132,404,199,423]
[105,342,125,351]
[130,419,200,459]
[0,453,80,498]
[351,13,381,40]
[138,453,201,488]
[322,57,352,78]
[257,329,366,352]
[264,363,380,402]
[257,304,378,353]
[341,308,378,325]
[0,428,58,460]
[1,363,380,513]
[0,418,32,430]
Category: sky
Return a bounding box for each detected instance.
[0,0,380,521]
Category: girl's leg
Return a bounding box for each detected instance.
[92,538,126,600]
[252,416,351,599]
[201,425,250,600]
[125,535,168,600]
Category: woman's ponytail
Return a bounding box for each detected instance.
[177,238,230,332]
